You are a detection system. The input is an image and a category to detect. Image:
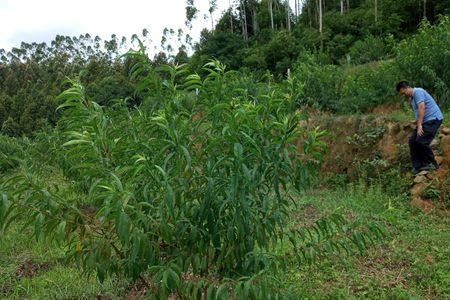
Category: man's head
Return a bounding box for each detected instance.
[396,81,413,98]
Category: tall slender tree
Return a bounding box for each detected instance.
[185,0,198,29]
[209,0,218,30]
[375,0,378,23]
[295,0,298,21]
[268,0,275,30]
[318,0,323,33]
[252,5,259,33]
[240,0,248,40]
[318,0,323,50]
[229,0,234,33]
[285,0,291,31]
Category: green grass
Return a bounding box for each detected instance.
[279,184,450,299]
[0,223,129,299]
[1,182,449,299]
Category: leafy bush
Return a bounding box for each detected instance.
[0,56,384,298]
[340,60,401,113]
[293,53,400,113]
[293,52,344,110]
[0,134,24,172]
[396,16,450,107]
[348,35,394,65]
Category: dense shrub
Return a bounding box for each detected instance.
[396,16,450,107]
[0,58,383,297]
[293,52,343,110]
[340,60,401,112]
[293,53,400,113]
[348,35,394,65]
[0,134,24,172]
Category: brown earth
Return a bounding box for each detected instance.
[297,114,413,175]
[15,259,51,278]
[297,114,450,212]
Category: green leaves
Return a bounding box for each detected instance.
[0,59,384,298]
[288,214,386,265]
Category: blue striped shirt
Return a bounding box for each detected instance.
[410,87,443,122]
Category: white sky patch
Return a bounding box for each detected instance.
[0,0,301,55]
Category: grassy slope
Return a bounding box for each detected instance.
[1,178,449,299]
[0,224,128,299]
[281,185,450,299]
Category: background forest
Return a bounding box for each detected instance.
[1,0,450,136]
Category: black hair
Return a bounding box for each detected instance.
[396,81,410,92]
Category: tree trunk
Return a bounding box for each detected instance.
[341,0,344,14]
[269,0,274,30]
[308,1,312,27]
[295,0,298,22]
[286,1,291,31]
[375,0,377,23]
[316,0,319,27]
[253,8,258,33]
[318,0,323,33]
[243,1,248,39]
[240,0,248,40]
[318,0,323,50]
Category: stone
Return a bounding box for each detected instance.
[425,172,437,180]
[404,123,415,130]
[411,183,427,196]
[431,139,439,148]
[410,197,435,213]
[417,170,429,176]
[440,127,450,135]
[440,135,450,167]
[414,175,427,184]
[379,135,396,159]
[436,168,447,179]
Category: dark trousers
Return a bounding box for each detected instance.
[409,119,442,170]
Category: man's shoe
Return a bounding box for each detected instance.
[419,164,438,172]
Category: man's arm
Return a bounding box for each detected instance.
[417,102,425,136]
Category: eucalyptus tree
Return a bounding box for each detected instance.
[268,0,275,30]
[239,0,249,40]
[285,0,291,31]
[228,0,234,33]
[185,0,198,29]
[209,0,218,30]
[374,0,378,23]
[318,0,322,32]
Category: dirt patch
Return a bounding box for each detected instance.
[353,247,411,292]
[297,115,412,175]
[291,203,321,227]
[124,276,150,299]
[15,259,51,279]
[0,281,13,297]
[370,103,401,115]
[79,204,98,217]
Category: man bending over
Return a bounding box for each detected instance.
[397,81,443,174]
